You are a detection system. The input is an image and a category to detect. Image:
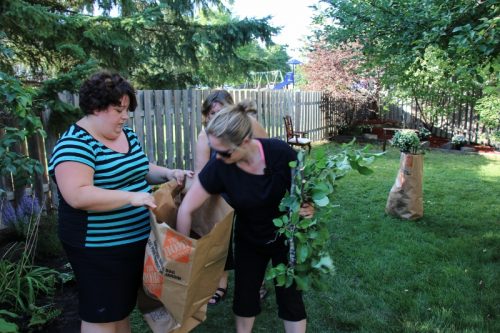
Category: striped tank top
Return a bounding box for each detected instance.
[48,124,151,248]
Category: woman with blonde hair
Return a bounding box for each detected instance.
[195,90,269,305]
[178,102,313,333]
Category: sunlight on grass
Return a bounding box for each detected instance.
[132,143,500,333]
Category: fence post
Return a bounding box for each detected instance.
[154,90,166,166]
[143,90,156,163]
[181,90,191,170]
[164,90,174,169]
[173,90,183,168]
[294,91,301,132]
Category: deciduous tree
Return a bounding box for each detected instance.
[311,0,499,130]
[301,42,377,100]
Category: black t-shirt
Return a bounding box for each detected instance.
[199,138,297,244]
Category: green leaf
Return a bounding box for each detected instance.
[0,318,18,333]
[285,273,294,288]
[313,196,329,207]
[296,244,309,264]
[294,274,310,291]
[311,189,324,200]
[298,218,316,229]
[276,274,286,286]
[0,310,18,318]
[273,217,284,227]
[312,256,335,274]
[356,166,374,175]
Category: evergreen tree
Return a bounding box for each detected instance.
[1,0,279,90]
[0,0,281,197]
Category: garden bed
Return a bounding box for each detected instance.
[34,256,80,333]
[330,133,499,154]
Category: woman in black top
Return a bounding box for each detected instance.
[195,90,269,305]
[177,101,313,333]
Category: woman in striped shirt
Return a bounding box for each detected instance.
[48,71,193,333]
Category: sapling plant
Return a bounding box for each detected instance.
[266,140,382,290]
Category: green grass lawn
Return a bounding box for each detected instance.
[132,144,500,332]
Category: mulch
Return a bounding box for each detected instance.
[427,135,449,148]
[40,284,80,333]
[32,258,80,333]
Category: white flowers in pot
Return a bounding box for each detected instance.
[451,134,466,148]
[391,130,422,154]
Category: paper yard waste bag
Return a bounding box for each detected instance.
[151,178,222,238]
[385,152,424,220]
[141,180,233,333]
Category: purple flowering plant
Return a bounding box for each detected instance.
[0,194,41,236]
[1,198,17,227]
[15,194,41,223]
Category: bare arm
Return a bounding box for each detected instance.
[250,117,268,138]
[194,131,211,173]
[146,163,194,185]
[176,177,211,236]
[55,162,156,211]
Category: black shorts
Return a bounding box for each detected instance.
[223,215,235,271]
[232,236,306,321]
[63,240,147,323]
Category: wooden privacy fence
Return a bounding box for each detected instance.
[2,89,326,209]
[58,89,325,170]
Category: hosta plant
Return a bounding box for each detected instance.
[266,140,382,290]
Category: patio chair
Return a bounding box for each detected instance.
[283,115,311,154]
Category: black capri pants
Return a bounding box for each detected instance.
[232,235,306,321]
[63,239,147,323]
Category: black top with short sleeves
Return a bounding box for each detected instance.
[199,138,297,244]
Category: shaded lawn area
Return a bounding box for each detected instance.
[132,143,500,333]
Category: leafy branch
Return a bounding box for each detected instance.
[0,73,45,196]
[266,140,383,291]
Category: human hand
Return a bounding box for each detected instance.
[299,202,315,219]
[130,192,157,209]
[172,169,194,186]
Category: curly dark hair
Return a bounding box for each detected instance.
[79,71,137,115]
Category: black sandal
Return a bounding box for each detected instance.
[208,287,227,305]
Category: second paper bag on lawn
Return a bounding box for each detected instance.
[142,179,234,331]
[385,152,424,220]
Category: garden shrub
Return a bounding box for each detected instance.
[391,130,421,154]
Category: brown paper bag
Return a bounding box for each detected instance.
[141,180,233,333]
[385,153,424,220]
[137,288,179,333]
[151,178,221,237]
